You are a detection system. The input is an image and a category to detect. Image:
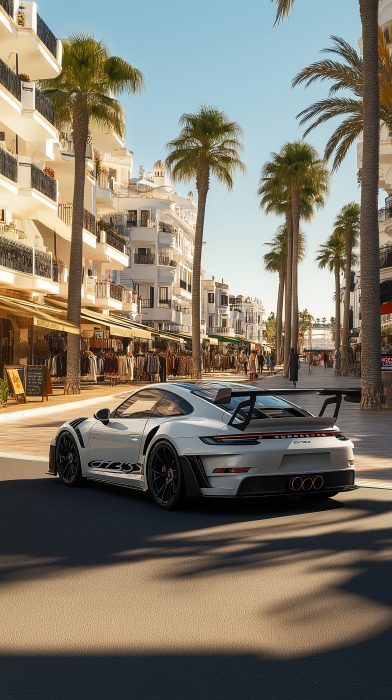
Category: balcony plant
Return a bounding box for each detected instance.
[0,379,8,408]
[17,9,25,27]
[53,255,64,267]
[4,221,16,232]
[18,73,30,83]
[43,167,56,179]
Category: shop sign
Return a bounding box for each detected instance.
[25,366,52,401]
[381,355,392,371]
[5,367,27,404]
[33,317,80,335]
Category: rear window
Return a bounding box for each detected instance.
[192,384,309,420]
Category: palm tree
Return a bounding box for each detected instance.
[263,225,307,364]
[321,316,327,349]
[40,34,144,394]
[165,106,246,378]
[274,0,381,409]
[316,232,346,351]
[333,202,360,374]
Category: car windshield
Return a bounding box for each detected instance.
[190,383,309,420]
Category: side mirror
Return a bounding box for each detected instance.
[94,408,110,424]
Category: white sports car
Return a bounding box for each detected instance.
[48,381,360,510]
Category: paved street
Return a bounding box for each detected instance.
[1,365,392,699]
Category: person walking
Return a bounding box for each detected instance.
[257,351,265,376]
[323,350,328,369]
[249,350,257,382]
[241,350,248,376]
[270,350,276,374]
[308,351,313,373]
[289,347,299,387]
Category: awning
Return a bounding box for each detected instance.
[381,300,392,315]
[208,334,251,344]
[44,299,152,339]
[0,295,80,335]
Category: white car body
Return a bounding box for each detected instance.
[48,381,358,503]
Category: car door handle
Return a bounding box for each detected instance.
[129,435,139,440]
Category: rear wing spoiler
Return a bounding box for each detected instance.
[214,387,361,432]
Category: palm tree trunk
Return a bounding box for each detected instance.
[359,0,382,409]
[341,231,353,375]
[65,109,89,395]
[193,159,209,379]
[334,261,341,352]
[276,268,285,365]
[291,188,300,353]
[283,205,293,377]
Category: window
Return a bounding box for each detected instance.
[141,210,150,227]
[113,389,165,418]
[222,318,227,328]
[159,286,168,301]
[127,210,137,226]
[152,391,193,418]
[208,315,214,328]
[208,293,214,303]
[221,295,228,306]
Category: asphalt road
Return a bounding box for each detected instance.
[1,457,392,699]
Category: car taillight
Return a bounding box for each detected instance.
[213,467,250,473]
[200,436,260,445]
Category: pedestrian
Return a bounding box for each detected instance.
[249,350,257,382]
[241,350,248,376]
[257,351,265,375]
[270,350,276,374]
[267,353,272,375]
[323,350,328,368]
[308,351,313,372]
[289,347,299,387]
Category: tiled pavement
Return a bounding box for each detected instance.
[0,364,390,488]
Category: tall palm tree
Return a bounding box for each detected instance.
[263,225,307,364]
[165,106,246,378]
[333,202,360,374]
[258,158,324,375]
[316,232,346,351]
[321,316,327,350]
[274,0,381,409]
[40,35,144,394]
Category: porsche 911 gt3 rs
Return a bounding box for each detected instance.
[48,381,360,510]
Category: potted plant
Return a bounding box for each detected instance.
[43,167,56,179]
[53,255,64,267]
[0,379,8,408]
[18,73,30,82]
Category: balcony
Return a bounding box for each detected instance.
[33,86,54,124]
[128,219,155,229]
[60,137,94,161]
[208,325,236,336]
[159,222,174,234]
[141,298,153,308]
[158,299,171,308]
[159,255,177,267]
[0,0,13,19]
[180,280,187,290]
[0,56,21,101]
[0,235,64,290]
[98,172,115,191]
[58,204,96,236]
[31,164,57,201]
[380,245,392,270]
[97,228,125,252]
[37,14,57,57]
[134,252,155,265]
[0,148,17,182]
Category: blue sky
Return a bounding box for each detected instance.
[40,0,363,321]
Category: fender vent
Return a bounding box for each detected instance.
[187,456,210,489]
[69,418,87,448]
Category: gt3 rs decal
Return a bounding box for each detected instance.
[88,460,141,474]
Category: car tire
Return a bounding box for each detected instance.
[147,440,185,510]
[56,430,85,487]
[300,491,339,500]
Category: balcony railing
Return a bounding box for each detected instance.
[0,236,56,280]
[31,164,57,201]
[52,261,65,282]
[158,300,171,308]
[141,298,153,308]
[378,208,392,222]
[180,280,187,290]
[158,222,174,234]
[58,204,96,236]
[35,87,55,125]
[208,326,236,335]
[188,283,192,292]
[0,1,14,19]
[0,57,21,101]
[110,283,126,302]
[127,219,155,228]
[380,245,392,270]
[104,229,125,252]
[134,253,155,265]
[0,148,17,182]
[37,14,57,58]
[60,138,93,160]
[98,172,115,191]
[158,255,177,267]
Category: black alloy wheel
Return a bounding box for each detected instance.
[147,441,184,510]
[56,431,84,487]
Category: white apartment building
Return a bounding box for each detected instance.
[0,1,140,372]
[105,160,198,333]
[356,0,392,333]
[202,277,233,338]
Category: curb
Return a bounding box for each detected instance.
[0,452,48,462]
[0,391,126,424]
